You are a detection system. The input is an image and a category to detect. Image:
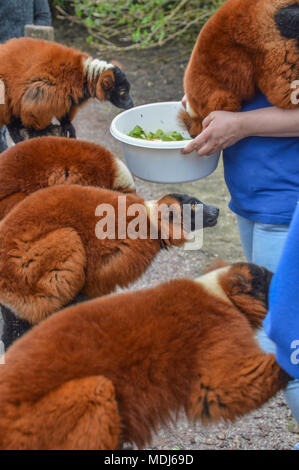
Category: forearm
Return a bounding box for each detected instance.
[240,107,299,138]
[182,106,299,157]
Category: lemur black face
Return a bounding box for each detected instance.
[168,193,219,230]
[109,66,134,110]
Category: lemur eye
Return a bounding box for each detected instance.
[119,90,126,96]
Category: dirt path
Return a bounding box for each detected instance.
[1,22,298,449]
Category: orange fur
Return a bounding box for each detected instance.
[0,137,135,220]
[0,263,289,450]
[183,0,299,136]
[0,185,190,324]
[0,38,121,132]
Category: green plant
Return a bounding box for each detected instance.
[127,125,189,141]
[55,0,224,51]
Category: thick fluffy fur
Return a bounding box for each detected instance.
[0,185,213,325]
[0,38,132,140]
[0,137,135,220]
[181,0,299,136]
[0,263,289,450]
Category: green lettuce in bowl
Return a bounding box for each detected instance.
[128,125,190,141]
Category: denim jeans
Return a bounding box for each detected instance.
[237,214,299,423]
[0,126,8,153]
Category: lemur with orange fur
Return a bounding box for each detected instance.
[0,184,218,347]
[0,262,289,450]
[181,0,299,137]
[0,137,135,220]
[0,38,133,141]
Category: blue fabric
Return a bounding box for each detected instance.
[236,214,289,272]
[257,327,299,423]
[223,92,299,225]
[0,0,51,43]
[264,203,299,380]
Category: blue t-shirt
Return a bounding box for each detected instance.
[264,202,299,379]
[223,92,299,225]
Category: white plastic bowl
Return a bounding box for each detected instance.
[110,101,220,183]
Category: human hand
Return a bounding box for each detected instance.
[182,110,246,157]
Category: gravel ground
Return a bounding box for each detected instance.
[0,23,298,450]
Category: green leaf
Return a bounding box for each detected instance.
[128,125,145,139]
[127,126,189,141]
[84,17,95,27]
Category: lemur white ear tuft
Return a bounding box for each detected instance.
[113,158,135,190]
[83,57,114,80]
[195,266,232,304]
[186,99,197,118]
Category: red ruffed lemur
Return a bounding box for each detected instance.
[0,136,136,220]
[180,0,299,137]
[0,261,290,450]
[0,38,133,142]
[0,184,219,348]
